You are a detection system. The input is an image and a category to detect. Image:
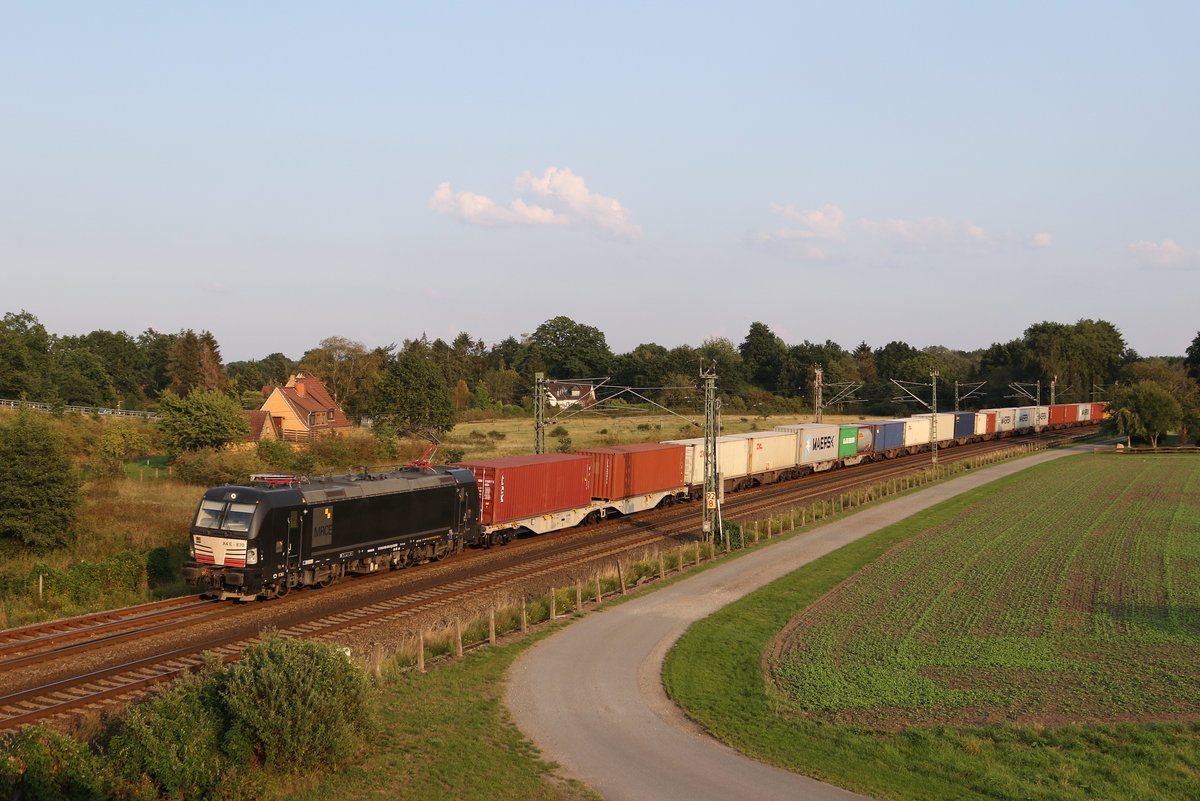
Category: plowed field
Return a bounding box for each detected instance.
[767,453,1200,729]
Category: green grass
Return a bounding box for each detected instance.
[664,454,1200,801]
[283,634,600,801]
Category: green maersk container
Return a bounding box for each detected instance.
[838,425,859,458]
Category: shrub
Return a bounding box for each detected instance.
[172,448,264,487]
[441,447,466,463]
[555,437,573,453]
[255,438,294,471]
[107,666,260,801]
[221,636,374,772]
[0,725,111,800]
[486,430,507,440]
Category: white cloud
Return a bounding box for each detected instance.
[768,203,847,240]
[1129,238,1200,269]
[513,167,641,237]
[1031,232,1053,248]
[858,216,994,253]
[428,168,640,237]
[427,182,560,227]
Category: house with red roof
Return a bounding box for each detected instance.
[241,409,280,442]
[258,373,352,441]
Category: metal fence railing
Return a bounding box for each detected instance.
[0,398,160,419]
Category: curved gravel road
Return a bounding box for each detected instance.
[508,447,1086,801]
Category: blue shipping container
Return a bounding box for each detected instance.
[952,413,977,438]
[861,420,905,452]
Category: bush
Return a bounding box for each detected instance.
[487,430,507,440]
[255,438,294,471]
[221,636,374,771]
[173,448,264,487]
[441,447,466,463]
[549,425,569,437]
[107,666,260,801]
[0,725,111,800]
[555,437,574,453]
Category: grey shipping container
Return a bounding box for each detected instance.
[859,420,905,452]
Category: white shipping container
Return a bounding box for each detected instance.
[914,413,955,442]
[776,424,840,465]
[730,431,799,473]
[661,436,751,485]
[1076,403,1092,421]
[1033,406,1050,429]
[982,408,1017,431]
[974,414,990,435]
[1015,407,1035,430]
[898,416,932,447]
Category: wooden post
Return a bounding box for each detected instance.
[575,581,583,612]
[595,572,603,603]
[617,562,626,595]
[489,608,496,645]
[38,574,43,602]
[521,598,528,633]
[372,642,383,679]
[801,509,805,526]
[550,588,557,619]
[658,552,666,580]
[455,618,463,658]
[417,632,425,674]
[677,546,685,573]
[753,523,759,544]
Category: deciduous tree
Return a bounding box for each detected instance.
[157,389,250,457]
[372,351,456,434]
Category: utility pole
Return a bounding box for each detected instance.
[930,370,939,466]
[534,372,547,454]
[701,363,723,546]
[812,364,823,423]
[1051,375,1057,406]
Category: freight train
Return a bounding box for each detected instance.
[182,401,1103,600]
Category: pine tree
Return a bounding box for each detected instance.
[0,409,80,551]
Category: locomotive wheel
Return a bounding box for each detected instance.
[315,573,335,589]
[273,581,289,599]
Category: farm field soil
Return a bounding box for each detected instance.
[665,454,1200,801]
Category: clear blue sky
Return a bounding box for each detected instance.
[4,1,1197,361]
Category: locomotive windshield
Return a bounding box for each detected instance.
[193,500,258,534]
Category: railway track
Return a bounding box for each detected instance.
[0,427,1096,732]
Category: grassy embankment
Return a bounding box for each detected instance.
[664,453,1200,801]
[445,411,865,459]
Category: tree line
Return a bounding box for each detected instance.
[4,309,1198,445]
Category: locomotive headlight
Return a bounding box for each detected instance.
[246,547,258,565]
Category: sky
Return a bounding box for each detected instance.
[3,1,1198,363]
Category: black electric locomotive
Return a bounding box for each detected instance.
[182,465,480,601]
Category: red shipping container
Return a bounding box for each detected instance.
[577,443,686,500]
[1091,402,1107,421]
[577,447,628,500]
[1048,404,1077,425]
[454,454,591,525]
[980,411,997,434]
[611,442,686,496]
